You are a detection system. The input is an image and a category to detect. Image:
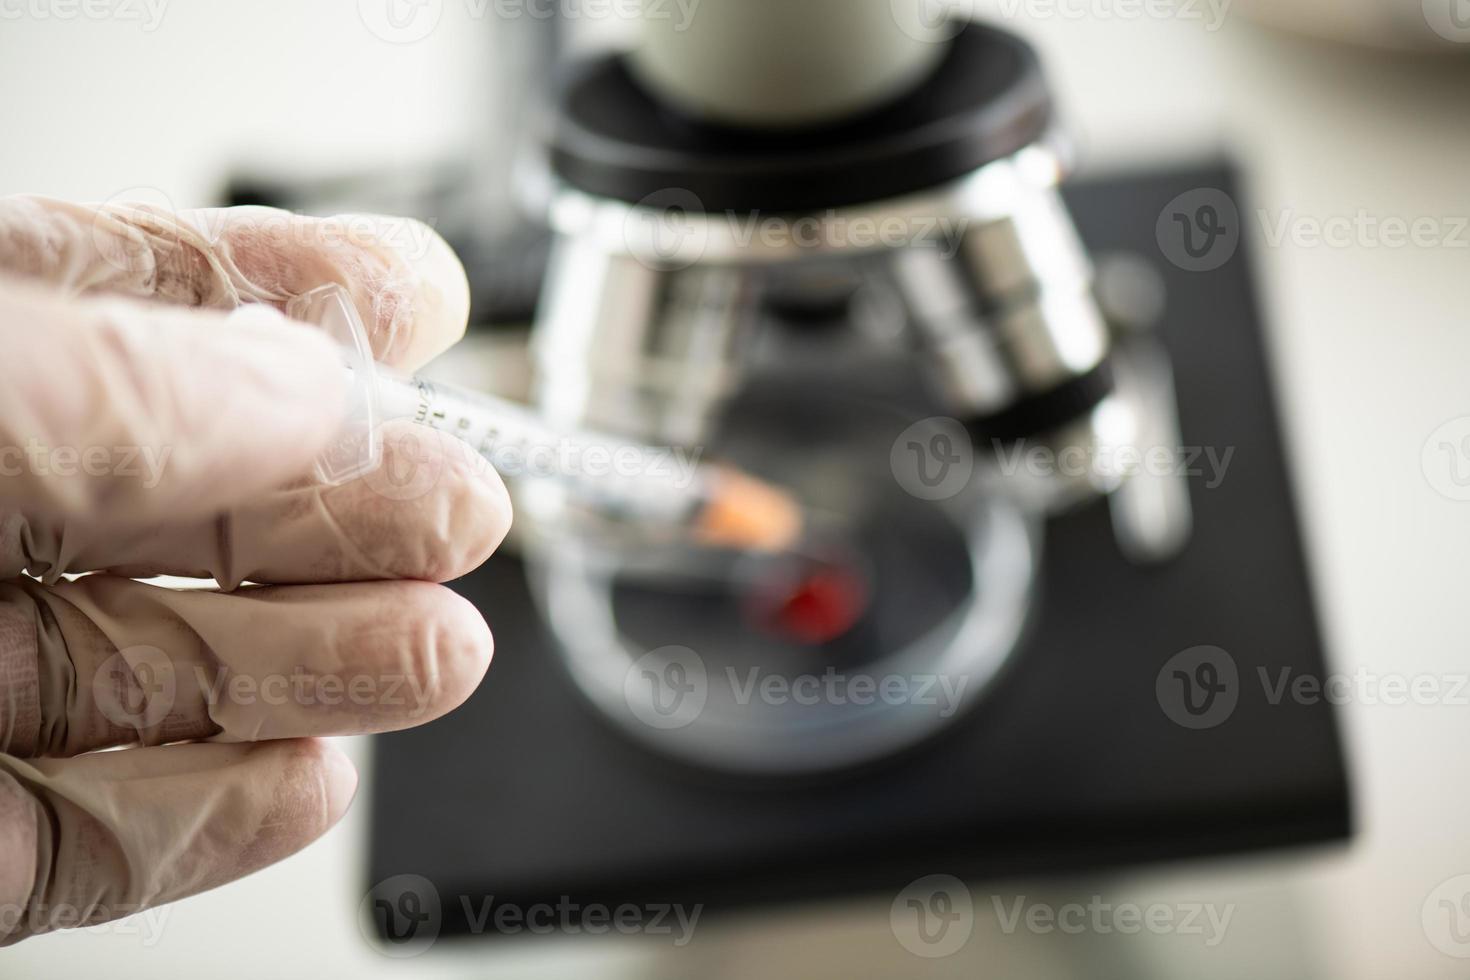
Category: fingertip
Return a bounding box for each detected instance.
[328,214,472,371]
[334,580,496,732]
[323,422,511,584]
[249,738,359,831]
[434,426,514,578]
[283,738,358,829]
[314,739,360,827]
[407,220,472,361]
[421,584,495,721]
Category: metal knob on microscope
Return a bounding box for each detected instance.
[890,173,1135,509]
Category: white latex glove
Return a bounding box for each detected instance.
[0,196,512,944]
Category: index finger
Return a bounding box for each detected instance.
[0,195,471,372]
[0,279,348,524]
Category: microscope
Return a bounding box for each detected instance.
[518,0,1192,775]
[361,0,1347,940]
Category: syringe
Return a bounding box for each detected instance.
[277,284,803,554]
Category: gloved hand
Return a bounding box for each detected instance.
[0,196,511,944]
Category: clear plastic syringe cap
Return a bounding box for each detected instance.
[285,284,384,486]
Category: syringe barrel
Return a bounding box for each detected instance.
[282,281,712,534]
[372,369,707,529]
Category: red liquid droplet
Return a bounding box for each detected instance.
[752,563,869,646]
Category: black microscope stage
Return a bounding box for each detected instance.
[366,165,1350,939]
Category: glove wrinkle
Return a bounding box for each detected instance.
[0,596,41,757]
[0,765,44,946]
[213,511,238,592]
[31,591,65,759]
[311,491,396,584]
[0,512,40,581]
[115,204,242,309]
